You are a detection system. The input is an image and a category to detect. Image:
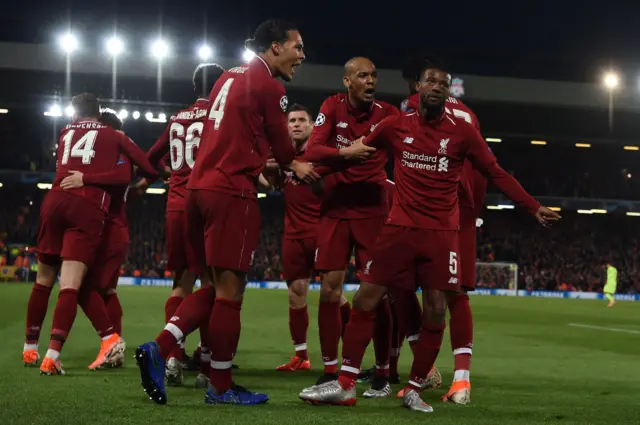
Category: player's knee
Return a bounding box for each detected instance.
[319,272,343,302]
[213,268,246,301]
[352,281,386,312]
[288,280,309,308]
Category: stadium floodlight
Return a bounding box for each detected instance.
[603,72,619,90]
[626,212,640,217]
[243,49,256,62]
[132,110,140,120]
[0,108,8,114]
[548,207,562,212]
[59,33,79,54]
[575,143,591,148]
[158,113,167,122]
[44,104,63,117]
[485,137,502,143]
[146,188,166,194]
[145,112,153,121]
[198,44,212,60]
[257,193,267,199]
[106,36,125,57]
[65,105,74,117]
[531,140,547,145]
[118,109,128,119]
[0,182,3,188]
[151,39,169,60]
[624,145,639,151]
[498,204,515,210]
[37,183,53,190]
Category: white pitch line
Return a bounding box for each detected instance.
[568,323,640,335]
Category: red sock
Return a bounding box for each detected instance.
[392,291,422,357]
[319,301,341,374]
[164,296,184,360]
[373,298,392,377]
[389,301,401,377]
[78,288,114,338]
[289,306,309,359]
[156,286,216,359]
[48,288,79,354]
[105,293,123,336]
[448,292,473,372]
[340,301,351,337]
[338,308,376,385]
[407,323,446,391]
[25,283,53,345]
[198,294,215,377]
[208,298,242,394]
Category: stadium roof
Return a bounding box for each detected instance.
[1,42,640,113]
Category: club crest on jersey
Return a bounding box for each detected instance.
[370,123,378,132]
[280,96,288,113]
[438,138,450,154]
[450,78,465,98]
[314,113,326,126]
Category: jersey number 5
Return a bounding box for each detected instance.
[169,122,204,170]
[208,78,234,130]
[61,130,98,165]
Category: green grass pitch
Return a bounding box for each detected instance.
[1,284,639,424]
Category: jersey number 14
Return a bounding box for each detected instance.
[61,130,98,165]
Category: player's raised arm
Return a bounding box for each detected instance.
[116,132,162,180]
[464,125,560,226]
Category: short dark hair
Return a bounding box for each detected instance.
[287,103,313,121]
[402,53,447,83]
[72,93,100,119]
[100,111,122,131]
[245,19,298,54]
[193,63,225,97]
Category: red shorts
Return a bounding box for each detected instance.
[37,191,106,266]
[165,210,201,274]
[282,237,316,281]
[86,221,129,290]
[367,225,460,293]
[314,215,385,278]
[459,207,477,291]
[186,190,261,273]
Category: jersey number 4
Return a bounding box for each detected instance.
[169,122,204,170]
[208,78,234,130]
[61,130,97,165]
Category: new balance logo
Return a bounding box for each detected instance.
[403,137,414,144]
[370,124,378,132]
[336,121,348,128]
[448,277,458,284]
[438,157,449,172]
[170,316,180,322]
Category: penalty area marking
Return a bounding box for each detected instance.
[568,323,640,335]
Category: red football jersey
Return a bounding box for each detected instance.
[283,174,321,240]
[403,94,487,216]
[81,155,132,228]
[148,99,209,211]
[305,93,399,219]
[187,57,296,198]
[53,121,158,211]
[383,179,395,213]
[365,110,539,230]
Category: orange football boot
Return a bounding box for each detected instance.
[276,356,311,371]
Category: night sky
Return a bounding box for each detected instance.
[0,0,637,82]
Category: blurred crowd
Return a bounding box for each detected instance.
[2,184,640,293]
